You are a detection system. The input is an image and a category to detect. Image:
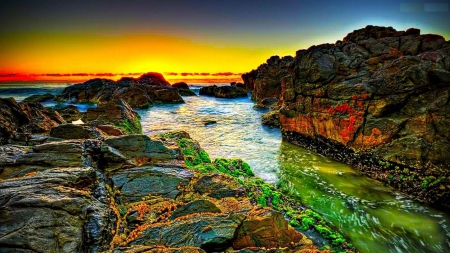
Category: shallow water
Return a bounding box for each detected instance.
[3,85,450,253]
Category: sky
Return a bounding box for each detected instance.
[0,0,449,83]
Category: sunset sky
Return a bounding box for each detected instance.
[1,0,449,83]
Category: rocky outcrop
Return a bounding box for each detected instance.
[55,105,83,122]
[0,98,66,145]
[243,25,450,209]
[172,82,197,96]
[199,85,248,98]
[22,93,55,103]
[55,73,184,108]
[0,131,329,253]
[83,99,142,134]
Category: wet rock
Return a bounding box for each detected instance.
[194,173,246,199]
[261,110,280,128]
[96,124,125,136]
[253,97,279,109]
[170,199,221,220]
[22,93,55,103]
[104,134,179,162]
[203,120,217,126]
[111,165,193,202]
[83,99,142,134]
[172,82,197,96]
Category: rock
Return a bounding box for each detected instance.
[111,165,193,202]
[108,245,206,253]
[104,134,179,162]
[0,98,65,145]
[261,110,280,128]
[203,120,217,126]
[50,123,105,139]
[55,105,82,122]
[253,97,279,109]
[96,125,125,136]
[170,199,221,220]
[194,173,246,199]
[243,25,450,209]
[83,99,142,134]
[199,85,248,98]
[233,208,310,250]
[22,93,55,103]
[172,82,197,96]
[55,73,184,108]
[0,167,110,252]
[132,213,246,250]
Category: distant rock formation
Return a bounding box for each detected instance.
[199,85,248,98]
[55,72,184,108]
[243,25,450,209]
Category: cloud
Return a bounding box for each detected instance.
[71,73,89,76]
[164,72,178,76]
[126,73,143,76]
[200,73,210,76]
[94,73,116,76]
[45,73,70,76]
[181,72,194,76]
[212,72,235,76]
[0,73,17,77]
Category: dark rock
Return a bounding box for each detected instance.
[261,110,280,128]
[203,120,217,126]
[194,173,246,199]
[22,93,55,103]
[0,98,66,145]
[55,73,184,108]
[253,97,279,109]
[170,199,221,220]
[199,85,248,98]
[111,165,193,202]
[50,124,105,139]
[172,82,197,96]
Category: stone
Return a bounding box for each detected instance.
[199,85,248,98]
[22,93,55,103]
[172,82,197,96]
[194,173,246,199]
[50,123,104,139]
[170,199,221,220]
[55,105,83,122]
[111,166,193,202]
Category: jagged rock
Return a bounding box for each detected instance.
[243,25,450,208]
[55,73,184,108]
[0,167,110,252]
[111,165,193,202]
[261,110,280,128]
[55,105,82,122]
[22,93,55,103]
[83,99,142,134]
[0,98,66,145]
[170,199,221,220]
[107,245,206,253]
[253,97,279,109]
[199,85,248,98]
[172,82,197,96]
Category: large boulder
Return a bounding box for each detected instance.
[0,98,65,145]
[83,99,142,134]
[22,93,55,103]
[55,73,184,108]
[55,105,82,122]
[243,25,450,209]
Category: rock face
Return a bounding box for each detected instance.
[0,129,323,253]
[55,73,184,108]
[199,85,248,98]
[55,105,83,122]
[172,82,197,96]
[243,26,450,209]
[0,98,66,145]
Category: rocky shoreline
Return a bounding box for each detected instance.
[243,26,450,210]
[0,74,354,252]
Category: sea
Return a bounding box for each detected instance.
[1,83,449,253]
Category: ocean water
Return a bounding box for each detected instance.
[1,85,450,253]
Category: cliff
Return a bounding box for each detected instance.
[243,26,450,209]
